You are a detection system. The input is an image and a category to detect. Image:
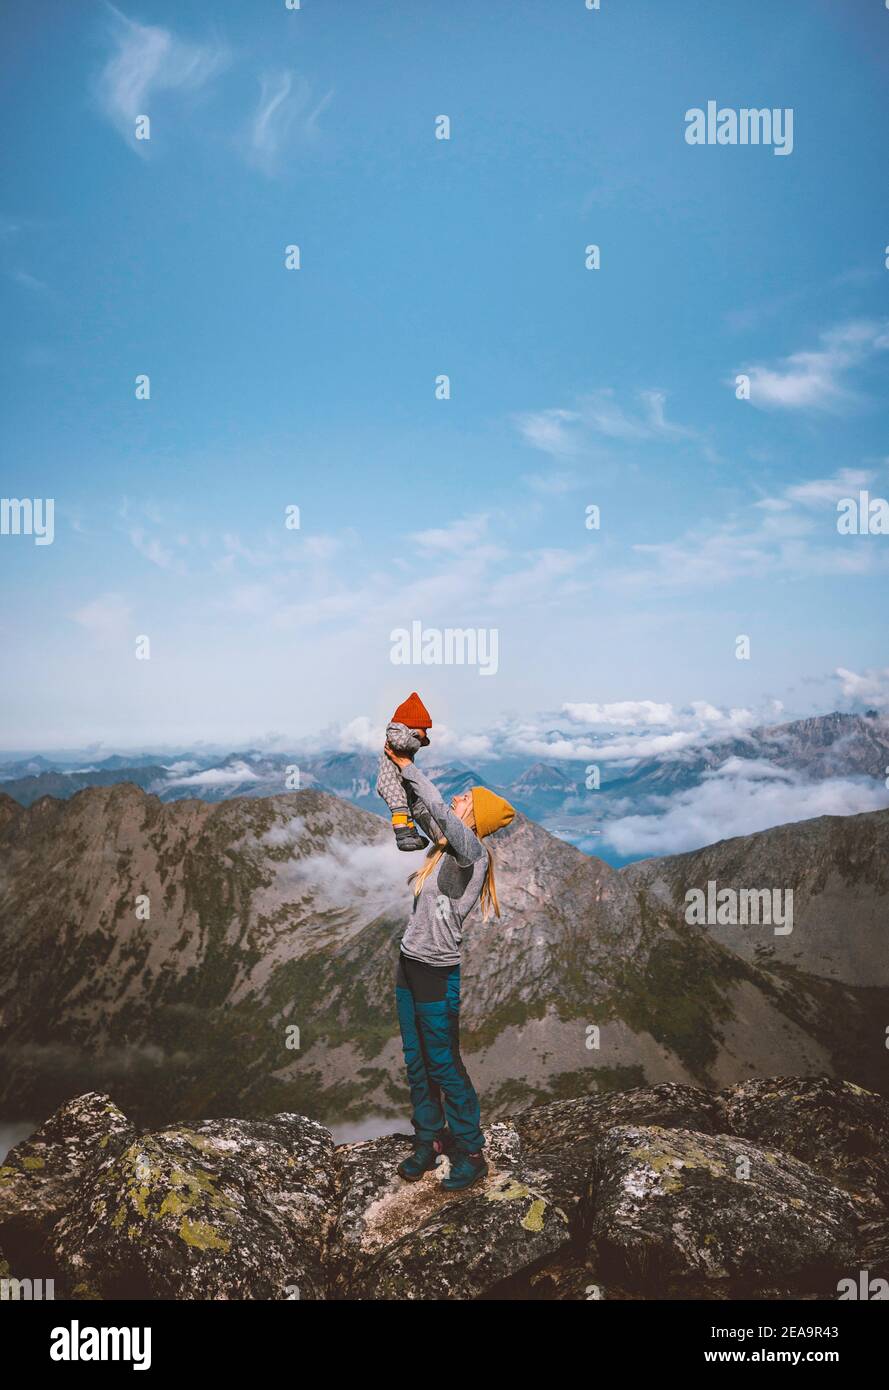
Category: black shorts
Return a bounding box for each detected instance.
[396,951,457,1002]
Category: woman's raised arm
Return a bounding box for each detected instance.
[399,763,485,868]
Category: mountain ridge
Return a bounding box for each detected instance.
[1,779,886,1132]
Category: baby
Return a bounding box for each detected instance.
[377,692,432,851]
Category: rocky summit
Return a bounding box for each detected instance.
[1,1077,887,1301]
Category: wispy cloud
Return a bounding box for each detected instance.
[724,266,879,333]
[246,70,333,176]
[198,505,589,638]
[625,522,887,591]
[71,593,133,643]
[9,268,48,293]
[515,408,582,457]
[129,527,186,574]
[521,470,581,495]
[516,388,699,459]
[619,463,889,591]
[95,4,229,146]
[755,467,874,513]
[409,514,491,554]
[734,320,889,412]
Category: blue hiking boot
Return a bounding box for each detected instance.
[440,1149,488,1191]
[397,1139,441,1182]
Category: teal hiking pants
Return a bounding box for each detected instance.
[395,951,484,1152]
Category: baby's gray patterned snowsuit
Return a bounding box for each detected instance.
[376,722,425,813]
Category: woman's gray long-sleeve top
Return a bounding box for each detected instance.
[398,762,487,967]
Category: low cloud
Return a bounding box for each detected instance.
[835,665,889,713]
[316,699,768,768]
[558,700,758,761]
[322,715,495,763]
[165,760,260,787]
[262,828,409,917]
[602,758,889,857]
[564,700,683,729]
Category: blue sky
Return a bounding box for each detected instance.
[1,0,888,754]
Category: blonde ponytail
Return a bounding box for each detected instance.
[479,847,500,922]
[408,839,447,897]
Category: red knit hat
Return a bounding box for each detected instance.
[392,692,432,730]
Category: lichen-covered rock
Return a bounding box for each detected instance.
[717,1075,889,1212]
[329,1131,444,1294]
[356,1177,570,1301]
[339,1123,569,1300]
[583,1124,859,1296]
[330,1122,538,1296]
[512,1084,721,1229]
[51,1113,336,1300]
[0,1092,134,1268]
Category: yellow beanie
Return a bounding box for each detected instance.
[471,786,516,839]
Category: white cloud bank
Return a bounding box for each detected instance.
[602,758,889,858]
[165,760,260,788]
[835,665,889,714]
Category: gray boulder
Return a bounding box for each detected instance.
[583,1123,859,1296]
[0,1092,134,1274]
[51,1113,336,1300]
[718,1075,889,1212]
[332,1122,569,1299]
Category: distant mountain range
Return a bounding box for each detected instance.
[2,711,887,867]
[0,777,886,1134]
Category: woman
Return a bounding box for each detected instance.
[384,742,515,1192]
